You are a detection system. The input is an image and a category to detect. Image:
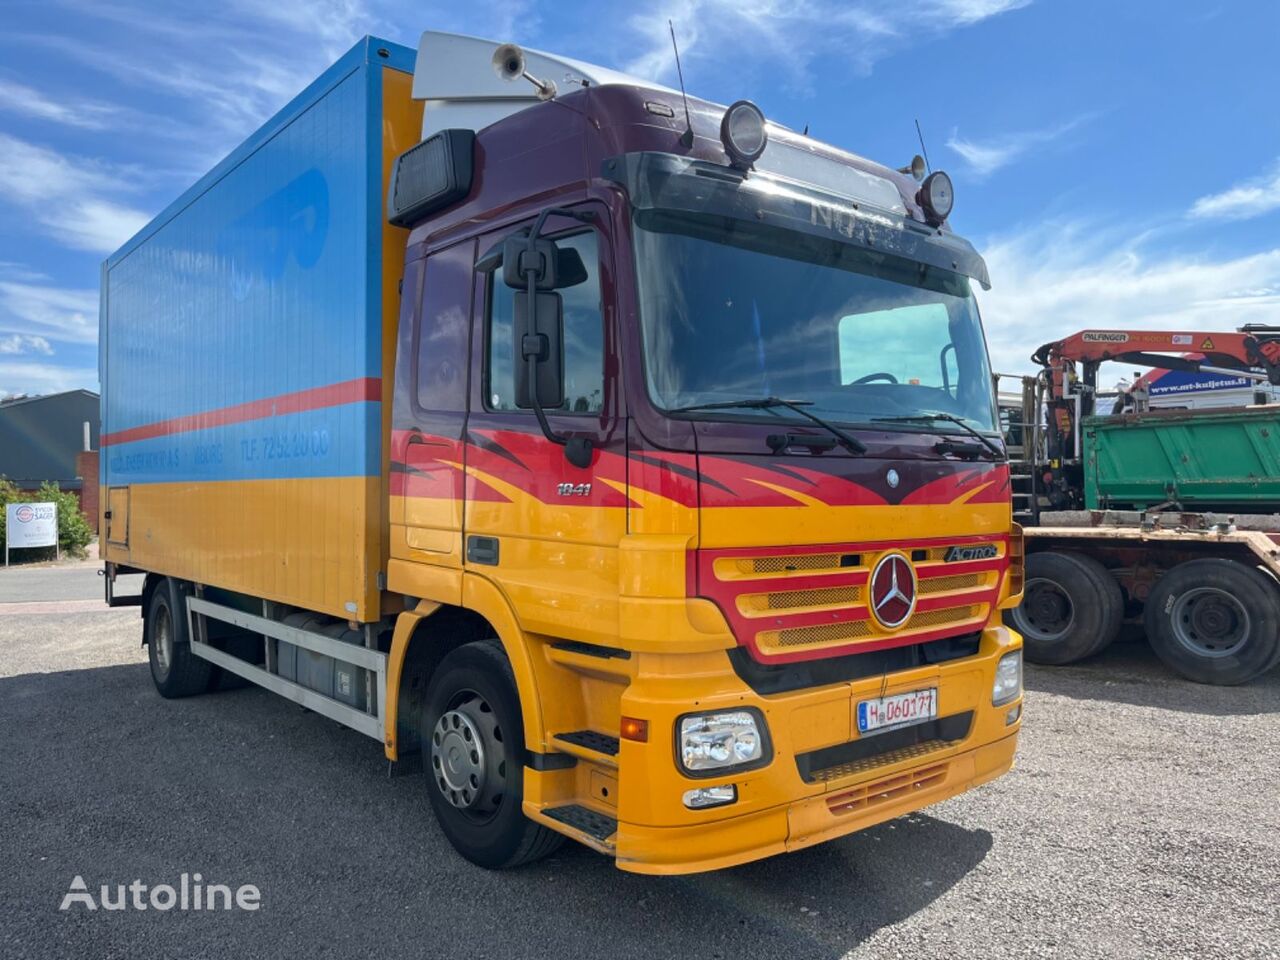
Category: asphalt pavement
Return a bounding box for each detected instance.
[1,564,1277,959]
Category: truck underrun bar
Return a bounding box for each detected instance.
[185,596,388,742]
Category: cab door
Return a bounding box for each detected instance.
[463,203,627,646]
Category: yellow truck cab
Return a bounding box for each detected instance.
[100,31,1023,874]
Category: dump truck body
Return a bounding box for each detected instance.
[1085,406,1280,511]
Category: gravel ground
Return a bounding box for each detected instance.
[1,579,1277,960]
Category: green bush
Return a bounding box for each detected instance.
[0,477,94,561]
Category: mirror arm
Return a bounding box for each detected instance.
[522,220,594,469]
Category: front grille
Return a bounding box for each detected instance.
[739,585,862,614]
[919,572,983,594]
[699,538,1006,662]
[826,762,951,816]
[763,620,874,650]
[744,553,842,575]
[756,603,984,656]
[908,604,981,629]
[814,740,951,782]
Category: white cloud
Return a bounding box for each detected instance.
[0,78,121,130]
[0,133,151,253]
[32,0,389,139]
[620,0,1030,89]
[0,279,100,345]
[1189,160,1280,221]
[977,219,1280,373]
[926,0,1033,24]
[0,334,54,355]
[0,360,97,398]
[947,115,1092,178]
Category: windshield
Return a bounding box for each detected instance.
[632,211,999,434]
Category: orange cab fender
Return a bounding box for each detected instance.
[384,600,441,760]
[383,577,546,761]
[459,572,546,753]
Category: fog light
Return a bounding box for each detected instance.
[720,100,768,169]
[683,784,737,809]
[1006,704,1022,726]
[992,650,1022,706]
[918,170,954,226]
[678,709,769,775]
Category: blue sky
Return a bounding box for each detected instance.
[1,0,1278,396]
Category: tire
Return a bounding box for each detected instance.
[1143,559,1280,685]
[1057,552,1124,656]
[1006,552,1122,665]
[147,580,214,698]
[421,640,563,869]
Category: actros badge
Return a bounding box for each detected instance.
[944,544,998,562]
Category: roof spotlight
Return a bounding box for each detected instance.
[720,100,768,169]
[918,170,954,226]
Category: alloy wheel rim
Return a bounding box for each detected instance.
[430,692,506,819]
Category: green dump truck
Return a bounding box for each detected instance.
[1000,367,1280,686]
[1085,406,1280,512]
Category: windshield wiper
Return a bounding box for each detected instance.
[670,397,868,454]
[872,412,1005,460]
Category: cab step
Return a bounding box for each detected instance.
[542,804,618,844]
[552,730,620,766]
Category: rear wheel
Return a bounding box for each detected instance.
[1144,559,1280,685]
[1059,552,1125,657]
[1007,552,1123,665]
[421,640,563,869]
[147,580,213,698]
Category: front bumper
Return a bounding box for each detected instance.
[611,624,1022,874]
[616,730,1017,874]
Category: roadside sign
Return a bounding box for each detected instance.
[5,501,58,565]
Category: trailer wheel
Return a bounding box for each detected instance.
[1144,559,1280,685]
[421,640,563,869]
[1007,552,1122,665]
[1057,552,1125,657]
[147,580,213,698]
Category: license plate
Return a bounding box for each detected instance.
[857,688,938,735]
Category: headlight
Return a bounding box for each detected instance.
[918,170,954,225]
[678,709,769,775]
[992,650,1022,705]
[720,100,768,169]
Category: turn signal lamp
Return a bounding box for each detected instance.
[1008,522,1025,599]
[620,717,649,742]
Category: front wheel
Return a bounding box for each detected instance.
[421,640,563,869]
[1144,559,1280,685]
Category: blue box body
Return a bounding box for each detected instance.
[99,37,419,621]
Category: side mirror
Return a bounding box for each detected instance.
[490,234,589,290]
[503,235,560,290]
[514,291,565,409]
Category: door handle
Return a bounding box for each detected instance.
[466,536,500,566]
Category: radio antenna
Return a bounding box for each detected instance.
[915,118,932,173]
[669,20,695,148]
